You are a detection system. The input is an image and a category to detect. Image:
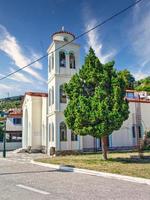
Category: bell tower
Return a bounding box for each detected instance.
[47,28,82,154]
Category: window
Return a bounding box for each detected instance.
[52,86,54,104]
[60,85,67,103]
[49,55,51,72]
[60,122,67,141]
[71,131,78,141]
[126,92,134,99]
[132,126,135,138]
[13,118,22,125]
[49,124,51,142]
[69,52,75,69]
[52,53,54,69]
[59,51,66,67]
[49,89,51,106]
[52,122,54,142]
[139,126,142,138]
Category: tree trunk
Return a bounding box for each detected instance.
[101,135,108,160]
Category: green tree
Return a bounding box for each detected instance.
[135,76,150,92]
[64,48,129,160]
[118,69,135,89]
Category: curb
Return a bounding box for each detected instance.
[31,160,150,186]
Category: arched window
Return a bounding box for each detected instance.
[60,85,67,103]
[52,122,54,141]
[71,131,78,141]
[49,55,51,72]
[59,51,66,67]
[52,86,54,104]
[52,53,54,69]
[49,123,51,142]
[60,122,67,141]
[69,52,75,69]
[49,89,51,106]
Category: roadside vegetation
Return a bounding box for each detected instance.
[37,151,150,179]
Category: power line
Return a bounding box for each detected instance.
[0,0,143,81]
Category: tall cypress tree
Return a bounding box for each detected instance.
[64,48,129,160]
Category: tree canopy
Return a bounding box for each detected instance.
[64,48,129,159]
[135,76,150,92]
[118,69,135,89]
[0,100,21,111]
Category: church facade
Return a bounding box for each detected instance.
[22,30,150,154]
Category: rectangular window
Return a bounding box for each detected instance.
[60,86,67,103]
[139,126,142,138]
[49,89,51,106]
[132,126,135,138]
[49,56,51,73]
[49,124,51,142]
[52,53,54,69]
[52,86,54,104]
[126,92,134,99]
[13,118,22,125]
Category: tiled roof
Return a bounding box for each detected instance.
[127,98,150,104]
[25,92,48,97]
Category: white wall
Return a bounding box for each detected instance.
[22,95,48,150]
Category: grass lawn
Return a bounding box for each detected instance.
[36,151,150,179]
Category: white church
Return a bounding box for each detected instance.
[22,29,150,155]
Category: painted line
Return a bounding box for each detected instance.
[16,184,49,195]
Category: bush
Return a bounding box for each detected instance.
[147,131,150,138]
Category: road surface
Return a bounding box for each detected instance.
[0,152,150,200]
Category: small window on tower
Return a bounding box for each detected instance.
[69,52,75,69]
[52,53,54,69]
[49,56,51,72]
[52,86,54,104]
[49,89,51,106]
[59,51,66,67]
[60,85,67,103]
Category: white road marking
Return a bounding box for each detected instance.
[16,184,50,195]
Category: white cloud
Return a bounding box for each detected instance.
[83,14,116,63]
[0,83,12,90]
[129,2,150,73]
[0,69,32,83]
[0,25,45,82]
[133,71,147,80]
[9,68,33,83]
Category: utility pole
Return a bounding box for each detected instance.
[0,112,7,158]
[3,120,6,158]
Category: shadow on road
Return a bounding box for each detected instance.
[0,169,57,176]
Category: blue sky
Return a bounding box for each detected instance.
[0,0,150,98]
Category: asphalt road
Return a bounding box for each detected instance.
[0,153,150,200]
